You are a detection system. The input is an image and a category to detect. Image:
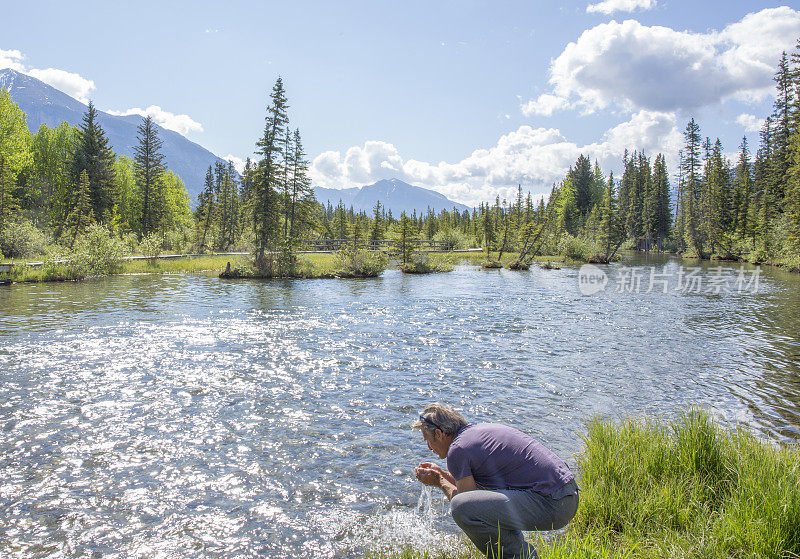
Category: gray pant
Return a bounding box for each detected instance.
[449,480,579,559]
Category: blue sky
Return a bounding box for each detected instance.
[2,1,799,205]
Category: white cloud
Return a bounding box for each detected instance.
[0,49,97,104]
[587,0,655,15]
[107,105,203,136]
[224,154,246,174]
[521,93,571,117]
[736,113,766,133]
[311,110,681,207]
[0,48,25,71]
[525,7,800,115]
[27,68,95,104]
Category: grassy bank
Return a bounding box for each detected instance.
[366,410,800,559]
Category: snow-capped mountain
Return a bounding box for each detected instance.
[0,68,227,205]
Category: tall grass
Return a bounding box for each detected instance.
[366,409,800,559]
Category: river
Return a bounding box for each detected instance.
[1,255,799,557]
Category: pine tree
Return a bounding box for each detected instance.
[772,51,794,199]
[134,115,166,236]
[680,118,703,256]
[286,129,313,245]
[370,200,384,244]
[196,166,215,250]
[65,170,94,248]
[570,154,593,216]
[651,153,671,249]
[254,77,289,262]
[393,211,418,267]
[71,101,116,222]
[733,137,753,240]
[598,172,623,261]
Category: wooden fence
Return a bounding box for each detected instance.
[298,239,453,252]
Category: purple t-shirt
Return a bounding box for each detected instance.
[446,423,573,495]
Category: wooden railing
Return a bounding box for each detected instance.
[298,239,453,252]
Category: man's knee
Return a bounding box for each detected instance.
[450,492,479,527]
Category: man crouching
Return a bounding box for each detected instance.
[413,403,578,559]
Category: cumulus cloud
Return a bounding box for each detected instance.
[523,7,800,116]
[0,48,25,71]
[311,110,681,207]
[224,154,247,174]
[521,93,571,117]
[107,105,203,136]
[736,113,766,133]
[27,68,96,104]
[587,0,655,15]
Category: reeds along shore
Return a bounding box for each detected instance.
[366,409,800,559]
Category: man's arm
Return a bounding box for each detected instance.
[415,464,477,501]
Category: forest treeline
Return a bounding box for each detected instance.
[1,38,800,272]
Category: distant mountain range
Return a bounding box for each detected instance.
[314,179,471,215]
[2,69,472,214]
[0,68,227,204]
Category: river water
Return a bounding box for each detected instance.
[1,256,799,558]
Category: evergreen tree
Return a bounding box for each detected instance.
[651,153,671,249]
[71,101,116,222]
[570,154,593,216]
[197,166,215,250]
[134,115,166,236]
[370,200,384,243]
[598,172,623,261]
[254,77,289,262]
[286,129,314,245]
[680,118,703,255]
[393,211,418,266]
[733,137,753,240]
[65,170,94,248]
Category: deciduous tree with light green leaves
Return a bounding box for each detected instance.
[0,88,32,230]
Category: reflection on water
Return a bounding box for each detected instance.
[1,257,800,557]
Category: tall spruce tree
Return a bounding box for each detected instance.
[71,101,116,222]
[253,78,289,262]
[134,115,166,236]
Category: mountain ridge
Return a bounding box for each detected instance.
[314,178,471,215]
[0,68,227,205]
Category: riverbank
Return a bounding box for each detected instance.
[0,251,573,283]
[365,410,800,559]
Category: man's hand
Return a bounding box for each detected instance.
[414,462,460,501]
[417,462,456,486]
[414,463,442,487]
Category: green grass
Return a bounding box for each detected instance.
[366,409,800,559]
[121,254,249,274]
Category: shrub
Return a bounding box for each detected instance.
[402,253,453,274]
[138,233,163,263]
[432,229,471,251]
[335,247,387,278]
[0,220,50,258]
[74,224,129,275]
[558,235,599,262]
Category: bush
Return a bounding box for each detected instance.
[0,220,50,258]
[138,233,163,263]
[432,229,471,251]
[402,253,453,274]
[335,247,387,278]
[74,224,129,275]
[558,235,599,262]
